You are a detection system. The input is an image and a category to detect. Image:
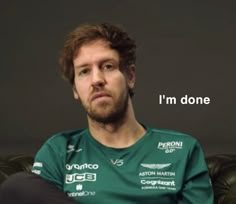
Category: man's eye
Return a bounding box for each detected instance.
[103,64,114,70]
[79,69,89,76]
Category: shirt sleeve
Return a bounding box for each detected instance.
[178,140,214,204]
[31,138,65,190]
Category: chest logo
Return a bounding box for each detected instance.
[157,141,183,153]
[110,159,124,166]
[66,173,96,184]
[67,145,82,153]
[140,163,171,169]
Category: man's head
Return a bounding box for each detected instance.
[59,23,136,97]
[59,23,137,124]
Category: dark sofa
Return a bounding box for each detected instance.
[0,154,236,203]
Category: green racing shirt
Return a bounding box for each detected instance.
[32,126,213,204]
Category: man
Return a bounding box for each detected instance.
[0,23,214,203]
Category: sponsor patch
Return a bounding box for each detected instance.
[32,169,41,175]
[67,191,96,197]
[140,163,171,169]
[33,162,43,168]
[66,163,99,171]
[67,145,82,153]
[66,173,96,184]
[157,141,183,153]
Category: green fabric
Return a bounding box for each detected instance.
[32,126,213,204]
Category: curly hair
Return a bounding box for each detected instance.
[59,23,137,88]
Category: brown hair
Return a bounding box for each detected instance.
[59,23,137,88]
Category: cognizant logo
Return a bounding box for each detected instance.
[141,179,175,186]
[66,163,99,170]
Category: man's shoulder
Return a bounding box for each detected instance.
[45,128,88,146]
[147,126,201,153]
[149,126,197,142]
[34,128,89,161]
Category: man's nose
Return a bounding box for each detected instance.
[91,68,105,87]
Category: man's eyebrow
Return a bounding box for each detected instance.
[74,58,118,69]
[74,63,90,69]
[100,58,117,64]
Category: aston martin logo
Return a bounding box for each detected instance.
[140,163,171,169]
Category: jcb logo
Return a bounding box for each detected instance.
[66,173,96,184]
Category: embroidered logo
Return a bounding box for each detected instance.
[140,163,171,169]
[157,141,183,153]
[67,145,83,153]
[66,173,96,184]
[110,159,124,166]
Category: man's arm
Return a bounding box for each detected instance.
[178,141,214,204]
[0,172,79,204]
[32,141,65,190]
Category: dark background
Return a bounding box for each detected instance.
[1,1,235,156]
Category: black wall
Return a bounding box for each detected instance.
[1,1,235,155]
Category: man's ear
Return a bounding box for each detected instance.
[73,85,79,100]
[126,64,136,89]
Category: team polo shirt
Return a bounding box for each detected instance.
[32,126,214,204]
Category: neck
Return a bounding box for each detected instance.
[88,99,146,148]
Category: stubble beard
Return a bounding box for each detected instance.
[83,89,129,124]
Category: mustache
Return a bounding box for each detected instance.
[89,88,112,101]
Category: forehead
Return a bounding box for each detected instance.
[74,40,119,62]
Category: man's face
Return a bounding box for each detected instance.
[73,40,135,123]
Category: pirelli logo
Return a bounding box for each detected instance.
[65,173,96,184]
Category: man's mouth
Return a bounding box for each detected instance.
[91,92,111,102]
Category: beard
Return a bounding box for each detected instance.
[82,88,129,124]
